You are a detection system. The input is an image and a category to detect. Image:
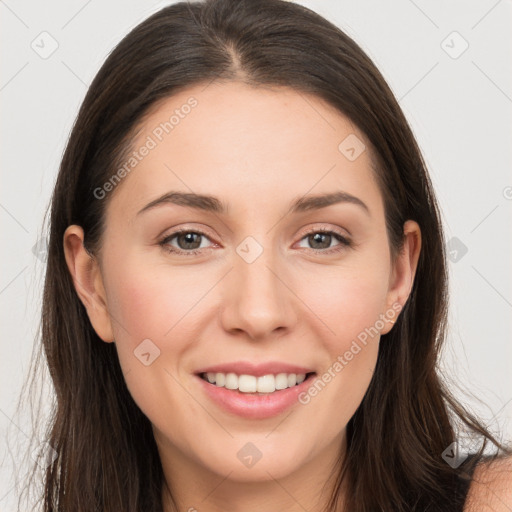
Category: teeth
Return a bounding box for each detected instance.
[202,372,309,393]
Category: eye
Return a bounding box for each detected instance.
[158,227,352,257]
[296,227,352,254]
[158,229,214,256]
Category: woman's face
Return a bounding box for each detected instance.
[65,81,420,496]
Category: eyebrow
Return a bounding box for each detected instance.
[136,190,370,217]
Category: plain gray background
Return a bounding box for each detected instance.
[1,0,511,509]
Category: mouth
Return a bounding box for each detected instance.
[193,361,318,418]
[196,371,317,395]
[195,370,317,419]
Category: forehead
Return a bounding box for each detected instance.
[107,81,383,220]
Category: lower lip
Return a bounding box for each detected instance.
[195,373,316,419]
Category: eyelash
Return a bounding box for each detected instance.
[158,227,352,257]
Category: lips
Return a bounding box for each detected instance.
[195,370,317,419]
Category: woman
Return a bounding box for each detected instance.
[18,0,512,510]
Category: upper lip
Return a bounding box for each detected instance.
[195,361,316,377]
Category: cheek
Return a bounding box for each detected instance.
[104,257,205,344]
[292,258,388,400]
[308,275,384,366]
[102,259,204,423]
[293,268,386,440]
[294,258,390,348]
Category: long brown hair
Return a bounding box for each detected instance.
[13,0,511,510]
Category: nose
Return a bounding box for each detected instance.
[220,241,298,341]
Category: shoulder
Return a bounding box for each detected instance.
[464,455,512,511]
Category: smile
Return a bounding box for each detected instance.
[199,371,314,394]
[195,371,317,419]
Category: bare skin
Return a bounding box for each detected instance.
[63,81,423,511]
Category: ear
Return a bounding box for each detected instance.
[63,225,114,343]
[380,220,422,335]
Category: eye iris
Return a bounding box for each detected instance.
[309,232,331,249]
[178,232,202,250]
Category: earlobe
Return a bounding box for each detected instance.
[381,220,422,335]
[63,225,114,343]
